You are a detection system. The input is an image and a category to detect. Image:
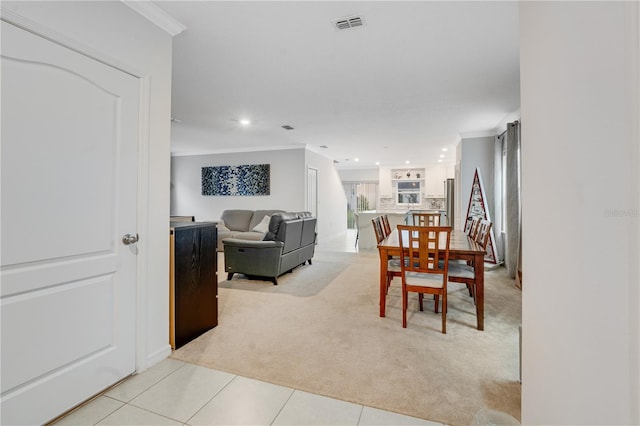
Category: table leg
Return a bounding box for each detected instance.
[379,248,387,317]
[475,252,484,330]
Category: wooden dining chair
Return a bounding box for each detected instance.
[460,216,480,269]
[455,217,479,295]
[474,219,493,249]
[464,216,479,235]
[468,216,481,240]
[374,217,401,293]
[372,217,385,244]
[397,225,451,333]
[381,215,392,237]
[412,212,441,227]
[449,220,492,303]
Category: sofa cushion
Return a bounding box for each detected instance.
[251,215,271,233]
[221,210,255,231]
[249,210,285,230]
[264,212,299,241]
[217,229,265,252]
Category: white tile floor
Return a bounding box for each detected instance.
[316,228,359,253]
[53,359,443,426]
[54,230,444,426]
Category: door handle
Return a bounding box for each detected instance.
[122,233,139,245]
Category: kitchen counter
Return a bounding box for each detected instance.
[356,210,448,250]
[356,211,408,250]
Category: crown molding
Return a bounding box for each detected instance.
[121,1,186,37]
[171,144,307,157]
[458,129,498,140]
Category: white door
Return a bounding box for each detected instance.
[1,21,139,425]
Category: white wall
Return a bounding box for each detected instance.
[457,136,495,230]
[3,1,174,370]
[305,149,348,243]
[171,147,347,242]
[521,2,639,424]
[171,148,306,219]
[338,168,379,182]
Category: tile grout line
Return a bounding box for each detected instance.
[115,361,190,404]
[100,362,192,425]
[182,373,239,425]
[120,402,188,426]
[355,405,365,426]
[90,402,127,426]
[52,361,190,425]
[269,387,297,425]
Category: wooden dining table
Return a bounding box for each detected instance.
[377,228,486,330]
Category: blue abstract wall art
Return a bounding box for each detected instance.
[201,164,270,196]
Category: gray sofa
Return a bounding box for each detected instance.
[223,212,316,285]
[216,209,285,252]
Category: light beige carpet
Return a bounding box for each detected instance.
[171,251,521,426]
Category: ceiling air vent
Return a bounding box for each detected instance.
[281,125,294,130]
[333,16,364,31]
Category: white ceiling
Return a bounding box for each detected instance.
[156,1,520,169]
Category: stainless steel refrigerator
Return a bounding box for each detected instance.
[445,178,455,227]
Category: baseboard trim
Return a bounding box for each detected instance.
[143,345,172,372]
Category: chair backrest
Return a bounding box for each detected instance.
[371,217,385,244]
[397,225,451,277]
[381,215,392,236]
[475,219,493,250]
[412,212,441,227]
[463,216,476,235]
[468,216,482,239]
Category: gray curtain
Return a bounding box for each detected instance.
[505,121,521,281]
[493,132,506,263]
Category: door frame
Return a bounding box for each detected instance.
[1,8,152,374]
[307,166,318,217]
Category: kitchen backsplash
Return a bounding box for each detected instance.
[379,197,445,210]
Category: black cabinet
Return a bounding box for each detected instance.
[169,222,218,349]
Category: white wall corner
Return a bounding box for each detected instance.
[121,1,186,36]
[493,108,522,135]
[305,144,336,163]
[144,345,173,372]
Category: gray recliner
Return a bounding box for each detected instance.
[223,212,316,285]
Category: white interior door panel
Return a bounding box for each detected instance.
[1,21,139,425]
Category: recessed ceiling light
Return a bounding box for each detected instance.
[354,158,359,162]
[438,159,443,163]
[239,119,251,126]
[405,160,410,164]
[440,154,445,158]
[375,161,380,166]
[442,148,448,152]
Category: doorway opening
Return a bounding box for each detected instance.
[342,182,378,229]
